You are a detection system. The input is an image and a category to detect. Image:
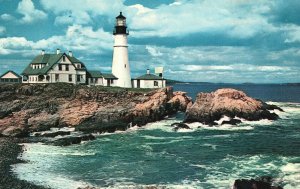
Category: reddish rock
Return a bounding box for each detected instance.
[0,84,192,137]
[185,88,281,124]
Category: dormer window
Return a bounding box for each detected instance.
[77,64,81,69]
[63,56,66,62]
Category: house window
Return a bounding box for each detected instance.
[63,56,66,62]
[58,64,62,71]
[66,65,69,71]
[111,79,114,84]
[55,74,59,82]
[95,78,98,84]
[154,81,158,86]
[69,74,72,82]
[77,75,81,82]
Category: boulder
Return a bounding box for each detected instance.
[221,118,242,125]
[184,88,281,125]
[233,177,283,189]
[35,131,71,137]
[50,134,95,146]
[171,122,190,131]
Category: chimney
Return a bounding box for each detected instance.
[68,51,73,57]
[56,48,60,54]
[147,69,150,74]
[41,49,45,55]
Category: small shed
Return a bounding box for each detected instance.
[0,70,22,83]
[133,69,166,88]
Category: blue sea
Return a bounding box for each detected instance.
[13,83,300,189]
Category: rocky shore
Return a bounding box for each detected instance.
[0,83,192,137]
[0,137,48,189]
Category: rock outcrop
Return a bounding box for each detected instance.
[184,88,282,125]
[0,83,192,137]
[234,177,283,189]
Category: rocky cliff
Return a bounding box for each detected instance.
[184,88,282,124]
[0,83,192,137]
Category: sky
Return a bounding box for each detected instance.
[0,0,300,83]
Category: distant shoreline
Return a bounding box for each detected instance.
[168,81,300,85]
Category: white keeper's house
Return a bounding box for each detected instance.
[22,49,87,84]
[22,49,118,86]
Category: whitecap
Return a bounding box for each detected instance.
[198,124,254,131]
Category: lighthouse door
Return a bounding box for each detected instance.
[137,80,140,88]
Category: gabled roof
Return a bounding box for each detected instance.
[0,70,22,78]
[135,73,164,80]
[87,70,103,78]
[22,53,86,75]
[102,73,118,79]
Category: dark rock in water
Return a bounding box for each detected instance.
[185,88,281,125]
[35,131,71,137]
[171,122,190,131]
[50,134,95,146]
[221,118,242,125]
[76,120,129,134]
[233,177,283,189]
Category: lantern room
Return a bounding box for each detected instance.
[113,12,128,35]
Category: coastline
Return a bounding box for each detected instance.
[0,137,48,189]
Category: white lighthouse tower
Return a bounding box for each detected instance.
[111,12,132,88]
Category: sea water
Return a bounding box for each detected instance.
[12,84,300,189]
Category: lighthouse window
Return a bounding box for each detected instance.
[124,64,126,68]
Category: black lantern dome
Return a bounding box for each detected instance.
[113,12,129,35]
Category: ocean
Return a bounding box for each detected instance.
[12,84,300,189]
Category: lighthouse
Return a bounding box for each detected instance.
[111,12,132,88]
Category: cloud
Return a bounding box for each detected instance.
[179,64,291,72]
[0,25,113,56]
[282,24,300,43]
[17,0,47,24]
[0,26,6,34]
[40,0,124,25]
[0,13,14,21]
[128,0,276,38]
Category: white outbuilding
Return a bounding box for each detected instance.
[0,70,22,83]
[132,69,166,88]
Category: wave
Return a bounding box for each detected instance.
[21,143,96,157]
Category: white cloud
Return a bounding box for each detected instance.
[0,13,14,21]
[179,64,291,72]
[145,46,163,57]
[17,0,47,24]
[0,26,6,34]
[0,25,113,56]
[40,0,124,25]
[128,0,276,38]
[282,24,300,43]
